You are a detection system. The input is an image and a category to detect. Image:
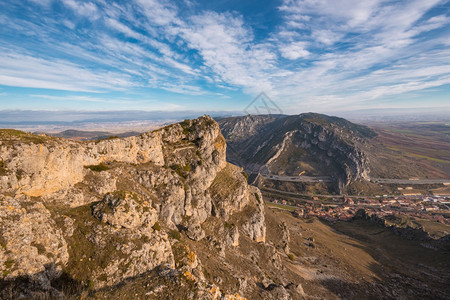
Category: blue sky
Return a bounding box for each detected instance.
[0,0,449,114]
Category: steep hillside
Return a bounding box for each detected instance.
[219,114,375,191]
[219,114,435,193]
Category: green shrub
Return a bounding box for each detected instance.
[85,163,109,172]
[169,229,181,240]
[288,253,295,261]
[152,222,161,231]
[171,164,191,178]
[4,259,14,269]
[180,119,195,135]
[0,161,6,176]
[255,193,261,204]
[15,169,24,180]
[224,222,235,229]
[242,171,249,181]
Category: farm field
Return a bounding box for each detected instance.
[369,122,450,179]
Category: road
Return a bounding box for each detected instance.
[254,172,450,185]
[370,178,450,185]
[261,187,369,199]
[258,173,333,183]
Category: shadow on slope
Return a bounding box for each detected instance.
[319,219,450,299]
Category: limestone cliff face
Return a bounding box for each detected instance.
[0,116,266,298]
[0,127,164,197]
[219,113,375,192]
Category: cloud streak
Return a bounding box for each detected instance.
[0,0,448,112]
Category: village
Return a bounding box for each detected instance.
[268,194,450,225]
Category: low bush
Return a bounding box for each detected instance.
[85,163,109,172]
[152,222,161,231]
[169,229,181,240]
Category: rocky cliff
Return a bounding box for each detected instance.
[219,113,375,192]
[0,116,267,299]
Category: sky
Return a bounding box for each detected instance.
[0,0,449,116]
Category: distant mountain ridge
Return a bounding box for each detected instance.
[45,129,141,141]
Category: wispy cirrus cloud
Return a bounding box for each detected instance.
[177,11,277,94]
[0,0,449,112]
[271,0,450,110]
[62,0,99,20]
[0,49,136,92]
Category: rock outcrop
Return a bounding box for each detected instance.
[0,129,164,198]
[92,191,157,229]
[0,116,268,298]
[0,195,68,292]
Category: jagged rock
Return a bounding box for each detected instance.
[280,221,290,254]
[242,211,266,243]
[73,224,175,289]
[92,191,157,229]
[0,116,270,298]
[0,195,68,290]
[242,187,266,243]
[224,224,240,247]
[209,164,250,220]
[62,216,75,237]
[186,223,206,241]
[266,245,282,270]
[262,283,291,300]
[0,130,164,197]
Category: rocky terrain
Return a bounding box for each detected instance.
[0,116,449,299]
[218,113,439,194]
[0,116,263,298]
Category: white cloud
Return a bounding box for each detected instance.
[1,0,449,112]
[311,29,342,46]
[0,50,136,92]
[105,18,141,39]
[279,41,310,60]
[159,83,207,95]
[62,19,75,29]
[269,0,450,111]
[178,11,277,94]
[62,0,99,20]
[134,0,178,26]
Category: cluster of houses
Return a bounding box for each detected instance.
[270,194,450,224]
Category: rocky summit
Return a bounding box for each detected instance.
[0,116,268,299]
[0,116,449,300]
